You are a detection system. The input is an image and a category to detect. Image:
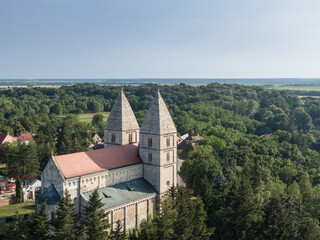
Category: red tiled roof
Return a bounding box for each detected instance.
[55,144,141,178]
[16,132,33,141]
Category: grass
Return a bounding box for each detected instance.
[265,84,320,92]
[77,112,109,123]
[0,201,35,220]
[59,112,109,123]
[0,201,35,237]
[0,164,6,169]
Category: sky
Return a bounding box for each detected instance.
[1,0,320,79]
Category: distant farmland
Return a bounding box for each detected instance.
[59,112,109,123]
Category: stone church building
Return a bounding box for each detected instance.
[37,90,179,231]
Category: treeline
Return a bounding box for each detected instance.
[5,186,211,240]
[0,83,319,136]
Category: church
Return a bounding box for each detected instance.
[37,90,179,231]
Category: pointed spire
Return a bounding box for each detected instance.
[141,91,176,135]
[105,90,139,131]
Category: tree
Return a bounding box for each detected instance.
[83,189,110,240]
[52,191,80,240]
[15,178,22,203]
[92,113,104,128]
[262,195,297,239]
[50,103,63,115]
[27,202,50,240]
[7,140,40,184]
[6,212,27,240]
[87,101,102,113]
[291,107,312,132]
[110,220,126,240]
[300,172,312,203]
[218,175,259,239]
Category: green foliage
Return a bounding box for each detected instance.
[15,178,22,203]
[6,211,27,240]
[83,189,110,240]
[110,220,126,240]
[139,187,213,240]
[7,140,40,182]
[52,190,80,240]
[27,202,50,240]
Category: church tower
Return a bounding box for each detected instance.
[139,90,177,194]
[104,90,140,148]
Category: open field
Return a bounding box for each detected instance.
[265,84,320,91]
[59,112,109,123]
[0,201,35,220]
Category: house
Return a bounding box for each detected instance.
[16,132,34,144]
[0,132,15,145]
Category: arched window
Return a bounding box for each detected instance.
[111,134,116,143]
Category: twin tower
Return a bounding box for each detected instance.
[104,90,177,194]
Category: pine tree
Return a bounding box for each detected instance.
[15,178,22,203]
[173,187,193,239]
[191,198,214,240]
[299,217,320,240]
[52,190,80,240]
[6,211,27,240]
[287,180,302,202]
[263,195,298,239]
[83,189,110,240]
[139,216,158,240]
[218,175,259,239]
[110,220,126,240]
[27,202,50,240]
[300,172,312,203]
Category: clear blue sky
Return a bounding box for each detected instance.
[1,0,320,78]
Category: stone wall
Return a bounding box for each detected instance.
[41,158,64,198]
[106,196,156,231]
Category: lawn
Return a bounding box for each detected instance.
[0,201,35,220]
[77,112,109,123]
[0,164,6,169]
[59,112,109,123]
[0,201,35,237]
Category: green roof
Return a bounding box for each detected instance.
[37,184,61,205]
[81,178,157,210]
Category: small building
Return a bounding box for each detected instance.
[79,132,102,149]
[16,132,34,144]
[23,179,41,201]
[0,132,15,145]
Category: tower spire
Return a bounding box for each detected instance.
[104,90,140,148]
[139,91,177,193]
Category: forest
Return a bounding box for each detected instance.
[2,83,320,239]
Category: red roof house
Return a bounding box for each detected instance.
[16,132,34,142]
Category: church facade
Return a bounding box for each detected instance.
[37,90,178,231]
